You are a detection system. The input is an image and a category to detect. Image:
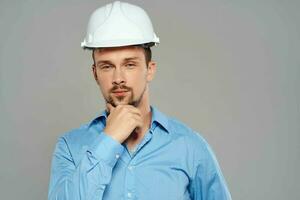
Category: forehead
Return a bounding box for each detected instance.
[93,46,145,62]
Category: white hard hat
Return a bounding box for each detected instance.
[81,1,160,48]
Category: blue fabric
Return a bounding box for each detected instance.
[48,106,232,200]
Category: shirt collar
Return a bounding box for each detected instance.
[88,105,169,133]
[150,106,169,133]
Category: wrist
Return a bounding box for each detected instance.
[103,128,123,143]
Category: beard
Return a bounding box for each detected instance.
[106,84,146,107]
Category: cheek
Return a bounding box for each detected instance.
[133,72,148,91]
[98,75,111,92]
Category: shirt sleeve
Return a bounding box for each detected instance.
[189,141,232,200]
[48,132,124,200]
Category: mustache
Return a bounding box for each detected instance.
[110,85,132,92]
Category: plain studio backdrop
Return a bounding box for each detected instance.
[0,0,299,199]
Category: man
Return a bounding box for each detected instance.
[48,1,232,200]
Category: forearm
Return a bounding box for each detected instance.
[48,132,124,200]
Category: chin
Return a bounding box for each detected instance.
[111,96,132,105]
[110,98,131,106]
[114,101,128,106]
[107,94,139,107]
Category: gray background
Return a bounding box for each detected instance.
[0,0,299,199]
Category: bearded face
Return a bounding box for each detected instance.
[92,46,156,108]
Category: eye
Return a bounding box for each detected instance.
[100,65,113,70]
[125,62,136,68]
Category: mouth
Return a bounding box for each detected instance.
[112,90,129,97]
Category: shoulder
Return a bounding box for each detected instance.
[167,116,213,160]
[166,116,219,176]
[58,120,101,151]
[61,123,90,141]
[168,117,208,146]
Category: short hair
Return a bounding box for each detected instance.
[142,46,152,65]
[137,42,154,65]
[89,42,154,67]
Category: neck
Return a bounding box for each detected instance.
[135,86,152,132]
[136,92,151,123]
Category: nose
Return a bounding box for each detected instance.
[112,67,125,85]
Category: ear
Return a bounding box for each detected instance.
[92,64,99,85]
[146,61,157,82]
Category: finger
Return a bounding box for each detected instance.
[124,106,142,116]
[122,108,142,121]
[116,105,141,117]
[131,115,143,128]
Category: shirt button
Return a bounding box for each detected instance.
[115,154,120,159]
[127,192,132,198]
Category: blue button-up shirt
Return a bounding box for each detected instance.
[48,106,231,200]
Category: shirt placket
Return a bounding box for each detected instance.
[123,129,154,200]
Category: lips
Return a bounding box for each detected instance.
[112,90,128,96]
[112,90,128,93]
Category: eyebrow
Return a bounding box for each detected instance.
[123,57,140,62]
